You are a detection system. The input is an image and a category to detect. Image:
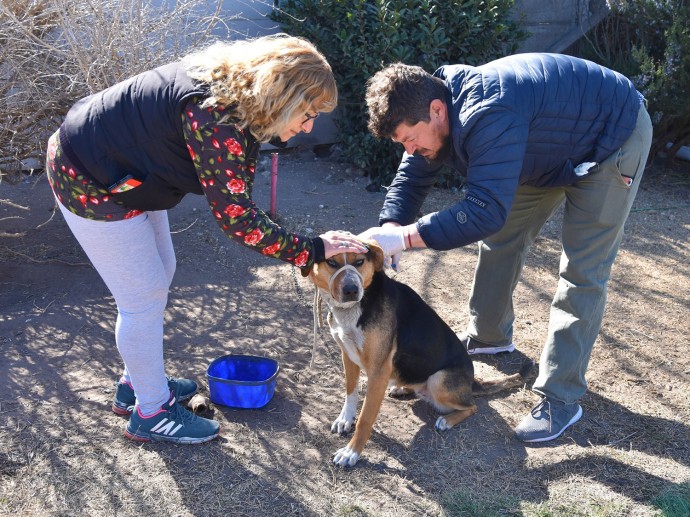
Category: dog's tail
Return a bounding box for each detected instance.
[471,360,536,396]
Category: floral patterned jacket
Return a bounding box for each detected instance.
[47,95,323,268]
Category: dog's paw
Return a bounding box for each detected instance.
[435,416,452,432]
[333,446,360,467]
[388,386,414,398]
[330,415,354,435]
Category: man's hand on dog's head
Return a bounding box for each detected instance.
[357,223,406,271]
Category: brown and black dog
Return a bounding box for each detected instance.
[302,240,533,467]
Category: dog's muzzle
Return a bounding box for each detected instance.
[327,264,364,304]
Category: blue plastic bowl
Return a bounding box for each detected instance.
[206,354,280,409]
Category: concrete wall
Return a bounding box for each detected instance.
[512,0,609,53]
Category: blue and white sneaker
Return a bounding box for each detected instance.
[125,392,220,444]
[515,397,582,442]
[112,376,198,415]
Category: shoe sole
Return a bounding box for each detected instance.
[112,404,132,416]
[518,405,583,443]
[467,343,516,355]
[124,426,220,444]
[112,388,198,416]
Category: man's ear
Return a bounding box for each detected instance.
[429,98,447,122]
[366,240,385,272]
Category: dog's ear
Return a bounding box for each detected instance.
[366,240,385,271]
[300,265,313,278]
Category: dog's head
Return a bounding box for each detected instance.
[301,239,385,305]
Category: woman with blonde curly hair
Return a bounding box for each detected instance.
[45,34,365,444]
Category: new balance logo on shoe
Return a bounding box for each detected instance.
[125,392,221,444]
[150,418,183,437]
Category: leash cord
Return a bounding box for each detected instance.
[289,265,325,368]
[292,263,363,369]
[311,286,323,368]
[289,265,310,308]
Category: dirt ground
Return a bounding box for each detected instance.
[1,148,689,517]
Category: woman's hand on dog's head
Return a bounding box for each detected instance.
[320,230,369,259]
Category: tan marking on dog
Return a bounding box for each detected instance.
[305,240,532,467]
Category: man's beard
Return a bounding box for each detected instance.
[422,137,451,165]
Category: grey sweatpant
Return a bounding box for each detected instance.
[57,203,175,415]
[465,105,653,403]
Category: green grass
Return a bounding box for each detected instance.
[652,485,690,517]
[339,504,374,517]
[442,484,690,517]
[441,490,520,517]
[521,501,631,517]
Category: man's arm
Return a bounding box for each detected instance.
[417,110,528,250]
[378,153,442,226]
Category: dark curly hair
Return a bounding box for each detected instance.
[365,63,447,139]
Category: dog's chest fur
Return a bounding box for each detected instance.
[326,303,365,370]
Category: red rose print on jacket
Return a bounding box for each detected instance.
[224,204,246,218]
[244,228,264,246]
[226,178,246,194]
[124,209,143,219]
[294,250,309,267]
[262,242,281,255]
[224,138,243,156]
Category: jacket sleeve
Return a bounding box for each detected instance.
[417,109,528,250]
[182,98,323,268]
[378,154,442,226]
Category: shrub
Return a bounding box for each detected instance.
[582,0,690,164]
[271,0,527,186]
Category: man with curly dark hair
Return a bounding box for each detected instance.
[359,54,652,443]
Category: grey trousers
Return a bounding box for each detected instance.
[57,203,176,415]
[465,105,653,403]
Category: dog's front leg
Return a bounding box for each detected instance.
[333,358,392,468]
[331,350,360,434]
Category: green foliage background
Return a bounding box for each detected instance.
[271,0,527,186]
[581,0,690,164]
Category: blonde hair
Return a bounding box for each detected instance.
[183,34,337,142]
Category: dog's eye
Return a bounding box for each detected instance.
[353,259,365,267]
[326,259,339,268]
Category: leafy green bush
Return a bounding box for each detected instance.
[582,0,690,164]
[271,0,527,185]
